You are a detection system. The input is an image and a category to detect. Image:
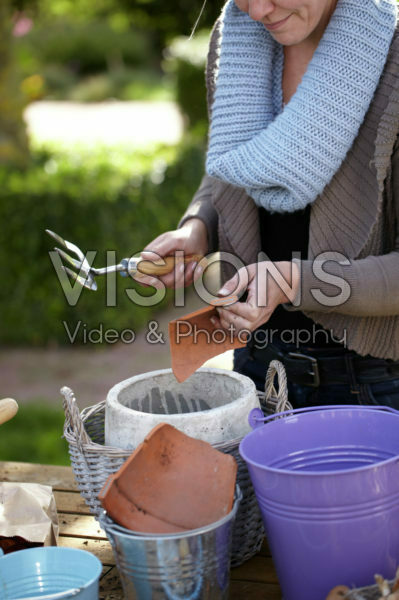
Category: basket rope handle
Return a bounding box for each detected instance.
[61,386,91,447]
[264,360,291,414]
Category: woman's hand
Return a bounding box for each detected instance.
[212,261,300,333]
[132,218,209,288]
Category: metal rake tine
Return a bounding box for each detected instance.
[46,229,86,263]
[55,246,90,276]
[62,266,98,292]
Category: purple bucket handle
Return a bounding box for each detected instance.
[248,404,399,430]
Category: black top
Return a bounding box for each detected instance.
[257,206,343,348]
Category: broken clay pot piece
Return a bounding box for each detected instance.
[168,295,246,383]
[99,423,237,534]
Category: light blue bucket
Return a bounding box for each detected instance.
[0,547,102,599]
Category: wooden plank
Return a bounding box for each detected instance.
[1,461,282,597]
[58,536,115,566]
[100,566,114,580]
[100,589,123,599]
[58,513,107,540]
[54,490,91,514]
[58,513,105,539]
[0,461,76,491]
[101,566,112,578]
[229,580,281,599]
[231,555,279,585]
[100,567,123,600]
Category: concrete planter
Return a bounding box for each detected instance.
[105,368,260,449]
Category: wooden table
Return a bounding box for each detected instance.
[0,461,282,599]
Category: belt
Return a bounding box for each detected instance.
[248,343,399,387]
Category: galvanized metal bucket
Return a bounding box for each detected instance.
[99,487,242,600]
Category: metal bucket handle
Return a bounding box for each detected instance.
[160,546,203,600]
[24,589,81,600]
[249,404,399,430]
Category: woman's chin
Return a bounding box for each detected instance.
[266,29,305,46]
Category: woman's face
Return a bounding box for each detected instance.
[234,0,338,46]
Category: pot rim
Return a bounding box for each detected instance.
[99,485,242,540]
[106,367,257,419]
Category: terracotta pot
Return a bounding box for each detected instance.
[168,295,246,382]
[99,423,237,533]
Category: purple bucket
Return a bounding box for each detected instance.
[239,405,399,600]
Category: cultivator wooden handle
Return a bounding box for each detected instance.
[136,254,206,276]
[0,398,18,426]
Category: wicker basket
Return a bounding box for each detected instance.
[62,360,291,567]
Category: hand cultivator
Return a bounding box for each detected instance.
[46,229,204,291]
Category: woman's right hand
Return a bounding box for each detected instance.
[132,218,209,288]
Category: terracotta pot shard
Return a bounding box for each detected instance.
[168,295,246,383]
[99,423,237,533]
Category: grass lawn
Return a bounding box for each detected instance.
[0,403,70,466]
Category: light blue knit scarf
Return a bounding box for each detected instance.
[206,0,398,213]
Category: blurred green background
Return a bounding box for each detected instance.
[1,0,221,464]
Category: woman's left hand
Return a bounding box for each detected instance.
[212,261,300,334]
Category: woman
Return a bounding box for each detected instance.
[136,0,399,408]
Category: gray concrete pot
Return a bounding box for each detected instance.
[105,368,260,449]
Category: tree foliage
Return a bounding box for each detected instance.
[33,0,221,48]
[0,1,30,167]
[1,0,220,167]
[117,0,221,46]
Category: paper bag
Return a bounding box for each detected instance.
[0,482,59,553]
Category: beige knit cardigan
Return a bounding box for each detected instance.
[180,21,399,360]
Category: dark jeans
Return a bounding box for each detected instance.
[234,346,399,410]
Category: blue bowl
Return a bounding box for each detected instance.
[0,546,102,599]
